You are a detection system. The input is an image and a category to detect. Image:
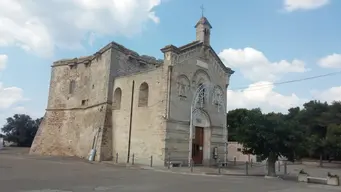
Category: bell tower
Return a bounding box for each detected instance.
[195,5,212,46]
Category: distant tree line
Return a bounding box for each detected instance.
[1,114,43,147]
[227,100,341,176]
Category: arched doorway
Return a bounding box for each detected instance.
[192,109,211,165]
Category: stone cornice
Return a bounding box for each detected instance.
[166,118,225,128]
[160,41,201,54]
[52,41,163,67]
[160,45,180,54]
[160,41,234,75]
[46,102,111,111]
[207,46,235,75]
[166,118,189,125]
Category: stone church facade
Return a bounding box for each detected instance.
[30,16,234,166]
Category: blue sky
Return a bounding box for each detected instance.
[0,0,340,127]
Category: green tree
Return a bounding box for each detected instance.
[235,108,303,176]
[300,100,330,166]
[285,107,307,160]
[227,99,341,173]
[226,108,250,141]
[324,124,341,160]
[1,114,42,147]
[323,101,341,125]
[324,102,341,160]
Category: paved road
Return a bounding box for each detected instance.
[1,148,341,192]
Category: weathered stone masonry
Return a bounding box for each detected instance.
[30,16,234,166]
[30,41,163,161]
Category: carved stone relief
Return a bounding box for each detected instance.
[177,75,190,100]
[193,109,210,128]
[212,86,224,112]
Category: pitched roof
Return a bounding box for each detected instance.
[195,17,212,29]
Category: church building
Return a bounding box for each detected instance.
[30,16,234,166]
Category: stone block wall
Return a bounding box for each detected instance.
[30,48,113,161]
[165,120,190,164]
[162,44,228,166]
[112,67,168,166]
[30,106,108,160]
[211,126,227,162]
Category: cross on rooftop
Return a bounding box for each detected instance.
[200,5,205,17]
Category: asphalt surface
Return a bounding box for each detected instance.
[1,148,341,192]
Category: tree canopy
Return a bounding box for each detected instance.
[227,100,341,176]
[1,114,42,147]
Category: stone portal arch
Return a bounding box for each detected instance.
[189,82,227,166]
[191,108,212,165]
[193,108,211,128]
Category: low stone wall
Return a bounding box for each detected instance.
[298,170,339,186]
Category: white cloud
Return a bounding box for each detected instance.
[219,47,308,82]
[0,0,162,57]
[227,81,305,113]
[284,0,330,12]
[0,54,8,71]
[0,56,26,109]
[0,54,27,128]
[10,106,43,118]
[311,86,341,102]
[227,83,341,114]
[318,53,341,68]
[0,82,25,109]
[12,106,27,113]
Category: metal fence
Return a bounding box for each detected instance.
[111,152,289,176]
[219,159,289,175]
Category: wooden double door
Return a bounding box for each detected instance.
[192,127,204,165]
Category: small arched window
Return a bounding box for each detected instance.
[69,80,76,94]
[138,82,149,107]
[113,88,122,110]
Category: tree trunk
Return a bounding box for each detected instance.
[319,153,323,167]
[267,152,277,177]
